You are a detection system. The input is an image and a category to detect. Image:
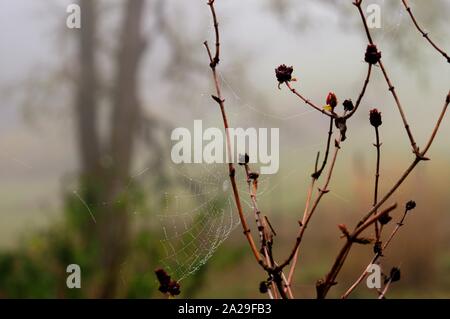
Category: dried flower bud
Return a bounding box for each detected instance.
[249,172,260,180]
[373,241,382,255]
[369,109,382,127]
[343,99,354,112]
[239,153,250,165]
[390,267,401,283]
[259,281,268,294]
[378,213,392,225]
[405,200,416,211]
[155,268,171,287]
[275,64,294,84]
[365,44,382,65]
[167,281,181,296]
[326,92,338,109]
[155,268,181,297]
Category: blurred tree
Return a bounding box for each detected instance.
[73,0,147,298]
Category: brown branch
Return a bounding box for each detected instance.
[378,278,393,299]
[203,1,263,267]
[342,204,411,298]
[312,118,334,179]
[378,61,418,153]
[282,32,373,287]
[353,0,373,45]
[285,82,336,118]
[243,166,275,298]
[401,0,450,63]
[354,0,419,154]
[421,92,450,155]
[284,123,333,288]
[343,64,372,120]
[207,0,220,67]
[277,135,343,272]
[316,203,398,299]
[244,165,266,249]
[359,92,450,225]
[373,125,382,242]
[285,159,319,288]
[242,164,294,299]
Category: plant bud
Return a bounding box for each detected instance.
[369,109,382,127]
[326,92,338,109]
[365,44,382,64]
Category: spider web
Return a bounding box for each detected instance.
[158,162,273,281]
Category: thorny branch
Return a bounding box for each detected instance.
[203,0,262,267]
[354,0,419,155]
[372,110,382,243]
[278,135,343,273]
[401,0,450,63]
[316,203,399,299]
[343,64,372,120]
[312,118,334,179]
[342,201,416,298]
[242,161,294,298]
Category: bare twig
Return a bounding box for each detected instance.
[401,0,450,63]
[420,92,450,155]
[285,179,316,288]
[353,0,373,44]
[342,203,412,298]
[359,92,450,226]
[373,125,382,242]
[378,280,392,299]
[244,165,266,249]
[285,82,336,118]
[278,135,343,272]
[285,156,319,289]
[312,118,334,179]
[316,203,398,299]
[243,165,275,298]
[243,164,294,299]
[203,1,263,267]
[343,64,372,120]
[354,0,419,154]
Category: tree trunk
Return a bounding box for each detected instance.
[99,0,146,298]
[76,0,100,180]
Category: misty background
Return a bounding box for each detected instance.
[0,0,449,298]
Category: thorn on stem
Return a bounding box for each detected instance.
[211,95,224,104]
